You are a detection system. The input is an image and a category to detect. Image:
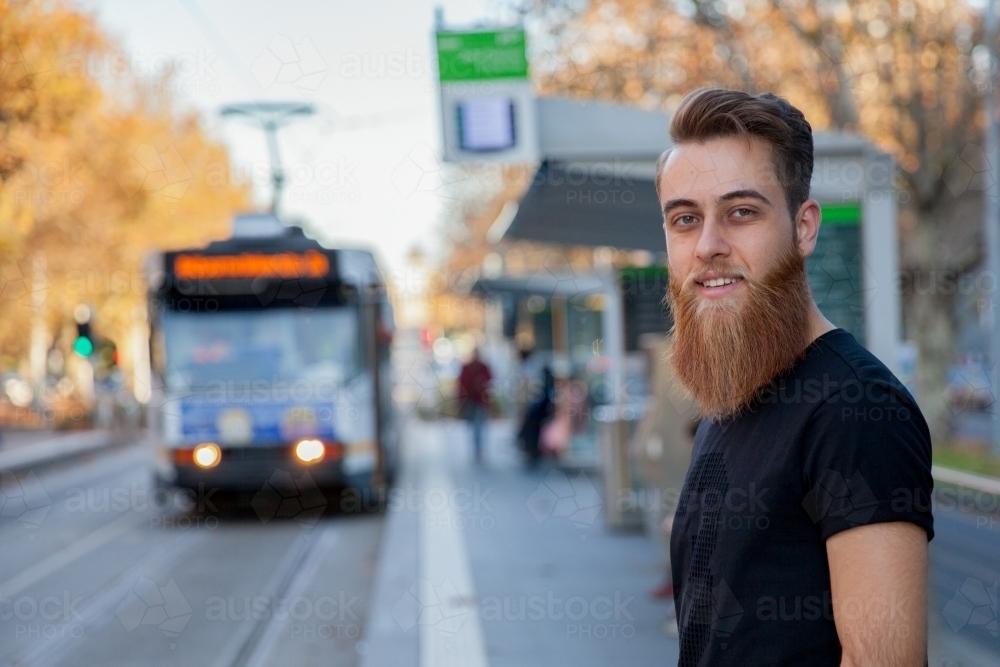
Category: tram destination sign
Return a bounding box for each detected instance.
[159,246,343,311]
[173,250,330,281]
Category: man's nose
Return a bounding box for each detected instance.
[695,216,730,264]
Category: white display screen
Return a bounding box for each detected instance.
[457,98,516,152]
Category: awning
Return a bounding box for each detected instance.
[472,272,608,298]
[502,160,665,252]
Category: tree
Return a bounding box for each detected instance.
[0,0,248,398]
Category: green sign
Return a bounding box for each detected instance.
[821,202,861,226]
[436,29,528,82]
[809,202,865,343]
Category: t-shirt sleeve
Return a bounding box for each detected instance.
[800,377,934,542]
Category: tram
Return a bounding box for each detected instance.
[148,214,397,504]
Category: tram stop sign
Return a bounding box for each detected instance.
[436,27,538,163]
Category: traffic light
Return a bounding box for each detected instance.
[73,304,93,357]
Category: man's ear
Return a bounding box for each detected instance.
[795,200,822,258]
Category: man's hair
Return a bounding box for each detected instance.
[656,88,814,220]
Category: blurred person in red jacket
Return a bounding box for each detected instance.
[457,348,492,462]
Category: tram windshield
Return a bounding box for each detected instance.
[161,307,362,393]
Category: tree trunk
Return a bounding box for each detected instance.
[904,282,954,445]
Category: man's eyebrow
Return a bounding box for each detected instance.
[717,189,772,206]
[661,198,699,216]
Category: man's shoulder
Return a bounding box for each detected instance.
[792,329,922,419]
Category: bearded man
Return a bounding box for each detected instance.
[659,88,933,667]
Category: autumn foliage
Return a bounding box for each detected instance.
[0,0,248,389]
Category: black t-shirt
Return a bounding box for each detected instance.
[670,329,934,667]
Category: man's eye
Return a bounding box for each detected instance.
[733,207,755,218]
[675,214,697,226]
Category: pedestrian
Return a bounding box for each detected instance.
[658,88,933,666]
[457,347,492,463]
[517,364,554,467]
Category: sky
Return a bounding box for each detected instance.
[74,0,514,273]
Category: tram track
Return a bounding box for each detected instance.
[205,525,340,667]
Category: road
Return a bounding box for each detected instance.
[0,443,382,667]
[929,492,1000,664]
[1,428,999,666]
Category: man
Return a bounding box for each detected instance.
[658,88,933,666]
[457,347,492,462]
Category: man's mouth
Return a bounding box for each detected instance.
[697,277,742,288]
[693,275,745,299]
[698,278,742,287]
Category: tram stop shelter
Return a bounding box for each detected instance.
[472,96,901,528]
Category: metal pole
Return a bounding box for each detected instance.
[219,102,315,217]
[365,285,386,490]
[263,121,285,215]
[29,253,47,415]
[983,0,1000,454]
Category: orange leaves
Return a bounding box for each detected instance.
[0,0,248,371]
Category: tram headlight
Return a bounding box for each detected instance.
[193,443,222,469]
[294,439,325,464]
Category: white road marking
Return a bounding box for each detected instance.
[419,433,489,667]
[0,509,148,600]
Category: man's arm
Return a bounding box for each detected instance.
[826,522,928,667]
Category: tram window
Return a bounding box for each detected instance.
[161,307,362,390]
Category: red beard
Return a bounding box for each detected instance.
[667,240,813,421]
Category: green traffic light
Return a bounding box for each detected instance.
[73,336,94,357]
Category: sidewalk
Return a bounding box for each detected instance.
[0,428,127,471]
[0,429,68,451]
[361,418,678,667]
